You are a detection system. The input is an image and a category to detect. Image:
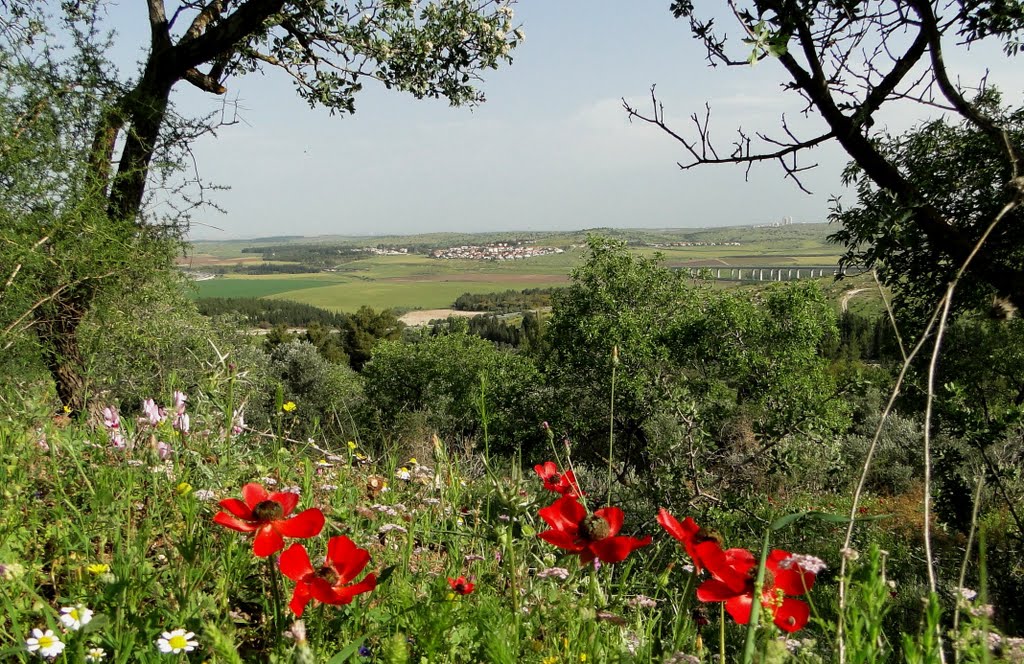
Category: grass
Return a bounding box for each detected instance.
[2,393,1013,663]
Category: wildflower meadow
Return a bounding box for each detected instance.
[2,377,1021,663]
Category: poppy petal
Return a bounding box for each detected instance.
[772,597,810,633]
[534,462,558,481]
[538,529,585,552]
[288,582,313,617]
[336,573,378,603]
[278,543,314,581]
[773,566,816,596]
[327,535,370,584]
[270,491,300,516]
[656,509,693,544]
[241,483,269,509]
[218,498,253,519]
[696,542,750,593]
[725,594,754,625]
[594,506,624,537]
[276,508,325,540]
[696,579,743,602]
[213,511,258,533]
[538,495,585,533]
[253,525,285,557]
[590,534,651,563]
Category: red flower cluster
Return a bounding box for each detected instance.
[534,461,583,497]
[658,509,817,633]
[214,482,376,616]
[537,494,651,565]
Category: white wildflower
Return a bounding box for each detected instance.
[157,629,198,654]
[59,604,93,631]
[25,628,65,659]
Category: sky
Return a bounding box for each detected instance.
[98,1,1024,240]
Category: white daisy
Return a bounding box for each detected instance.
[59,604,94,630]
[85,647,107,662]
[157,629,198,654]
[25,628,65,659]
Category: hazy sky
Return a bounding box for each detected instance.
[100,1,1023,240]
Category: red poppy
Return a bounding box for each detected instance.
[213,483,325,557]
[537,495,651,565]
[656,509,722,573]
[278,536,378,617]
[533,461,583,497]
[694,542,817,633]
[447,576,475,595]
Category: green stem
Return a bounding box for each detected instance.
[742,529,772,664]
[607,351,617,507]
[266,555,284,644]
[720,601,726,664]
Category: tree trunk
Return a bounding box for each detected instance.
[37,291,91,414]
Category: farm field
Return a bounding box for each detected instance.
[188,224,845,311]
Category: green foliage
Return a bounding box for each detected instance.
[268,339,364,441]
[830,91,1024,322]
[545,238,849,493]
[340,306,405,371]
[79,279,277,430]
[453,288,556,313]
[196,297,350,328]
[362,326,545,455]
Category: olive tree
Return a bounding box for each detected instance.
[1,0,521,413]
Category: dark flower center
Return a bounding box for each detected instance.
[252,500,284,522]
[316,565,339,585]
[454,582,468,593]
[580,514,611,541]
[694,527,725,547]
[746,566,775,592]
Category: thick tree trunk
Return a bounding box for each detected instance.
[37,291,91,414]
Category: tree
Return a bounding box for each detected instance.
[3,0,521,413]
[545,238,847,481]
[625,0,1024,314]
[830,91,1024,320]
[340,306,404,371]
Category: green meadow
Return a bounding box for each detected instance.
[189,225,844,311]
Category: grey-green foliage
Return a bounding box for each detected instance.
[79,278,276,428]
[843,409,925,496]
[362,324,545,455]
[269,339,364,442]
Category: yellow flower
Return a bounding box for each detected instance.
[408,457,418,465]
[542,657,558,664]
[86,563,109,575]
[282,401,297,413]
[175,482,193,497]
[446,592,456,601]
[347,441,357,450]
[580,656,587,662]
[62,405,71,414]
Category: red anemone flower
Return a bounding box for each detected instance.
[447,576,475,595]
[279,536,378,617]
[537,495,651,565]
[533,461,584,497]
[656,509,721,573]
[213,483,325,557]
[694,542,817,633]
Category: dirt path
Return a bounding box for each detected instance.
[398,309,484,326]
[840,288,870,313]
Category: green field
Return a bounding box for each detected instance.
[188,224,846,311]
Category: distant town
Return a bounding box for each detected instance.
[428,242,565,261]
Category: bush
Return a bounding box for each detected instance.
[362,324,547,457]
